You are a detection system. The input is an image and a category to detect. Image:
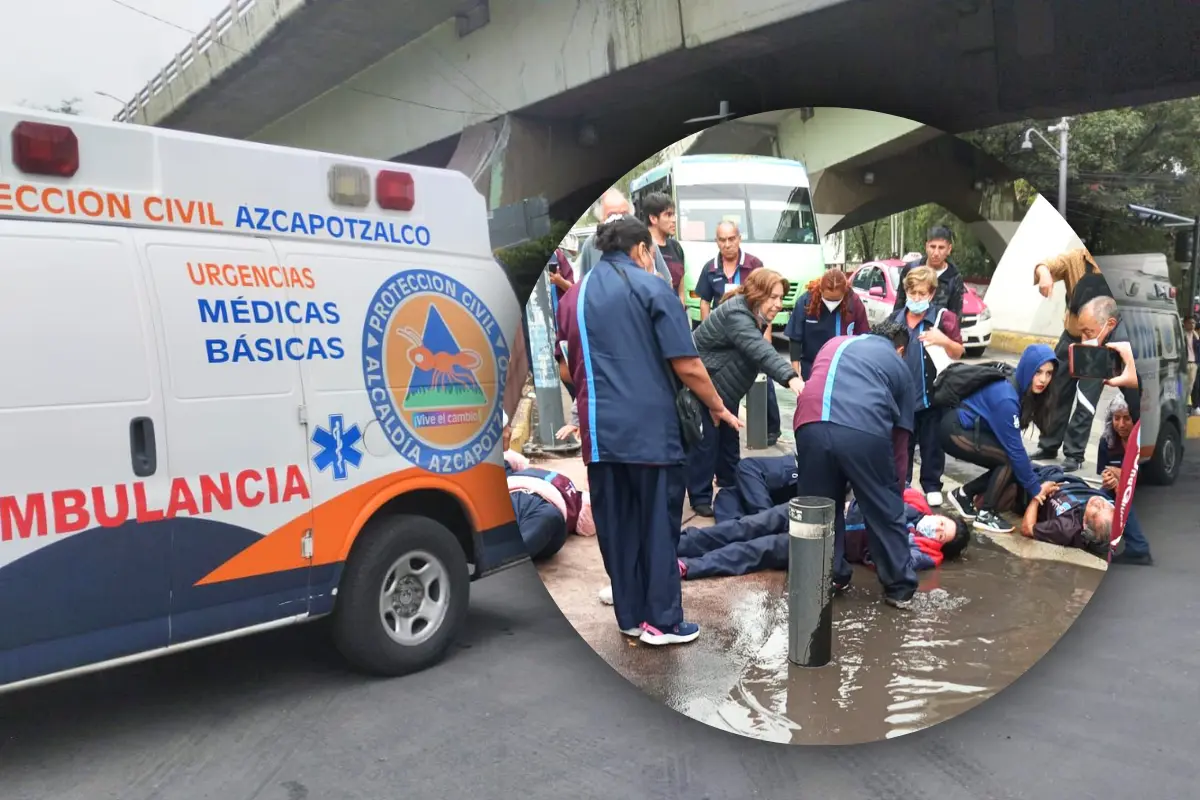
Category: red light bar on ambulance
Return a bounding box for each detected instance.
[12,121,80,177]
[376,170,415,211]
[327,164,371,208]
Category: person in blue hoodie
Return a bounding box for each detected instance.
[940,343,1063,534]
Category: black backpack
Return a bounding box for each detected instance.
[930,361,1015,409]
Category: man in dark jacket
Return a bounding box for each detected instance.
[1006,465,1115,559]
[893,226,966,319]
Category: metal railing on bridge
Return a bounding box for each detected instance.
[114,0,265,124]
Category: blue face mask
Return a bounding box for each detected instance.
[906,299,930,315]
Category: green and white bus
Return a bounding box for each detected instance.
[629,155,826,328]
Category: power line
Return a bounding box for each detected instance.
[104,0,496,116]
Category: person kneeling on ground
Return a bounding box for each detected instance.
[940,344,1060,534]
[674,488,968,581]
[1095,396,1152,565]
[713,454,799,522]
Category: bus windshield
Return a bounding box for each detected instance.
[676,183,818,245]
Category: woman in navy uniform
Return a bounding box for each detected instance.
[784,267,871,380]
[556,214,740,647]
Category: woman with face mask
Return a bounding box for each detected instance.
[783,268,871,380]
[687,269,804,519]
[888,266,965,508]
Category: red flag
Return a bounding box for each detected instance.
[1110,420,1142,554]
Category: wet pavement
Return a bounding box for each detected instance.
[531,345,1110,744]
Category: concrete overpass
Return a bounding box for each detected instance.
[121,0,1200,236]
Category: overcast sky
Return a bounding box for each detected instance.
[0,0,231,118]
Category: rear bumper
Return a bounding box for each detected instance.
[473,520,530,579]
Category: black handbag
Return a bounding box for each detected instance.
[612,264,705,451]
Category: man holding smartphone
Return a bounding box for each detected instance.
[1032,247,1118,471]
[1075,296,1141,414]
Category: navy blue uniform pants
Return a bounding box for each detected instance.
[906,406,946,494]
[679,504,790,579]
[1101,488,1151,556]
[686,399,741,508]
[713,454,798,523]
[794,422,919,602]
[509,491,569,562]
[588,462,686,631]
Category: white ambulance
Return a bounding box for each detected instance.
[0,107,526,693]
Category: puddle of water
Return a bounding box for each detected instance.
[669,539,1098,745]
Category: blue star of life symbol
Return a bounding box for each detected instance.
[311,414,364,481]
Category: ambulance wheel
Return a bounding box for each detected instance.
[1142,420,1182,487]
[332,514,470,677]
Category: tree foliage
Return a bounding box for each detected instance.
[843,98,1200,293]
[27,97,82,115]
[843,205,996,280]
[961,99,1200,290]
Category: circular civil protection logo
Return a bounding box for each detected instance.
[361,268,510,474]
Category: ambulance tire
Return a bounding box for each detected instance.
[332,514,470,677]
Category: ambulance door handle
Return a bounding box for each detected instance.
[129,417,157,478]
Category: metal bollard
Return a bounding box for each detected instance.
[745,374,769,450]
[787,496,837,668]
[524,270,572,452]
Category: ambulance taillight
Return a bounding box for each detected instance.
[376,170,415,211]
[327,164,371,208]
[12,121,80,177]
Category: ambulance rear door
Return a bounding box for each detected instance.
[136,229,316,644]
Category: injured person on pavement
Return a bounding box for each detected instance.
[677,488,970,580]
[991,465,1115,559]
[503,412,596,561]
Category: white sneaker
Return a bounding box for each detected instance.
[926,491,944,507]
[598,585,614,605]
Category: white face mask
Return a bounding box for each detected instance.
[823,298,840,312]
[915,517,940,540]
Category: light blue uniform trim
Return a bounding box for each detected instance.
[577,271,600,462]
[821,337,865,422]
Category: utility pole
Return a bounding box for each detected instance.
[1022,117,1070,219]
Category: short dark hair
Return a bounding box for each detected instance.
[940,518,971,560]
[641,192,674,223]
[870,318,909,350]
[927,225,954,244]
[594,214,652,254]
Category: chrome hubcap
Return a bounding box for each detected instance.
[378,550,449,647]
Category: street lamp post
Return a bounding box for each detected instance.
[1021,117,1071,219]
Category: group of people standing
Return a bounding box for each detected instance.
[536,191,1155,648]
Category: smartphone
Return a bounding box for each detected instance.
[1068,343,1124,381]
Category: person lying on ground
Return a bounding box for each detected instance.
[989,464,1114,559]
[1095,396,1153,566]
[940,343,1060,535]
[713,453,798,522]
[504,448,596,561]
[674,488,968,581]
[843,488,970,571]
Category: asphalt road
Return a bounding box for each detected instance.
[1,459,1197,800]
